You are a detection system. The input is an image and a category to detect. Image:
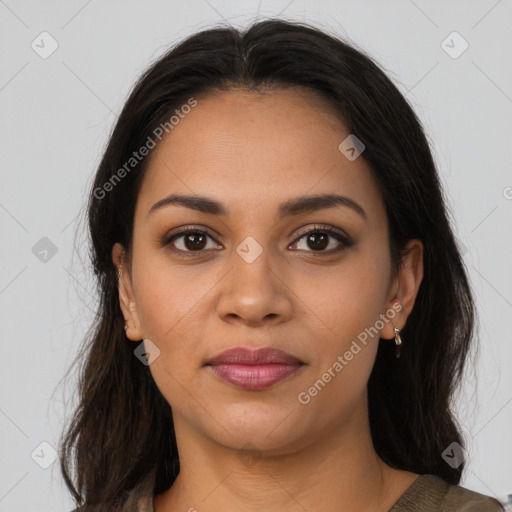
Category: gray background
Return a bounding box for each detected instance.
[1,1,511,510]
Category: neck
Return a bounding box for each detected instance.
[154,396,417,512]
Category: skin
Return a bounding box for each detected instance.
[112,87,424,512]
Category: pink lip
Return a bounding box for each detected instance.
[208,363,303,390]
[206,346,303,365]
[205,347,304,390]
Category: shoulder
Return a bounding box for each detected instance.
[390,473,505,511]
[440,476,505,511]
[68,489,155,512]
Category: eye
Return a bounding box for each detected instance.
[289,224,353,254]
[161,227,222,254]
[160,224,353,256]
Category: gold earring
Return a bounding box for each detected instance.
[394,326,402,358]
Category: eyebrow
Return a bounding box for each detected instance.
[148,193,367,221]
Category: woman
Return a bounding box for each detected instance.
[61,18,505,511]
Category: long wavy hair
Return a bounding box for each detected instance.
[59,18,477,508]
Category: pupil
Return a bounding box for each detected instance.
[185,233,206,251]
[308,233,328,250]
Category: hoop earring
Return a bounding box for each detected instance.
[394,326,402,359]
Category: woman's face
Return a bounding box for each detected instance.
[113,88,421,454]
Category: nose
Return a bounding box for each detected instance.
[216,244,293,327]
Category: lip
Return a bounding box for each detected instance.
[206,346,303,366]
[205,347,305,390]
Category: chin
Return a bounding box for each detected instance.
[205,409,308,455]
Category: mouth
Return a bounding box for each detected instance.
[205,347,305,390]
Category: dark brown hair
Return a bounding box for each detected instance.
[59,18,477,508]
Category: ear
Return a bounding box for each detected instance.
[380,239,424,340]
[112,242,143,341]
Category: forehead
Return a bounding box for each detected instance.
[135,88,385,225]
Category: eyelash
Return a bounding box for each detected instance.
[160,224,353,257]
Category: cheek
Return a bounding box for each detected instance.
[300,279,382,413]
[132,251,208,337]
[306,255,386,343]
[297,253,386,394]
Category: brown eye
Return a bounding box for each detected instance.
[180,232,208,251]
[162,228,222,254]
[160,224,352,257]
[290,226,352,254]
[306,232,329,250]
